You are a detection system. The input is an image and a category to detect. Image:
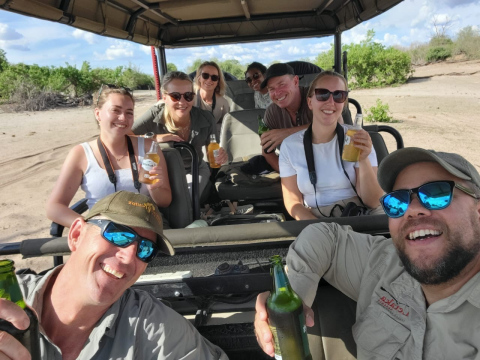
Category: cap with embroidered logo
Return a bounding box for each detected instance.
[84,191,174,256]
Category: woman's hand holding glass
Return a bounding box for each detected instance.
[351,129,373,161]
[146,164,166,190]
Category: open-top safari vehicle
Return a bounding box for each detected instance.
[0,1,406,358]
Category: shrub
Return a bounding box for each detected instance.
[454,26,480,60]
[314,30,412,89]
[365,99,393,123]
[405,42,430,66]
[10,81,59,111]
[429,35,453,47]
[426,47,452,62]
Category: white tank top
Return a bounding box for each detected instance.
[80,137,150,209]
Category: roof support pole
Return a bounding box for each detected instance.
[151,47,161,101]
[334,31,342,73]
[158,45,168,78]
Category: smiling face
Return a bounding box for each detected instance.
[95,93,134,135]
[266,74,299,109]
[389,162,480,285]
[199,65,219,93]
[307,75,346,127]
[68,218,152,306]
[245,68,265,92]
[163,79,194,120]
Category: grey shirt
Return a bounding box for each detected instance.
[19,267,228,360]
[287,222,480,360]
[132,102,217,172]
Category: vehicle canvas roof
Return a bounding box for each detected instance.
[2,0,403,48]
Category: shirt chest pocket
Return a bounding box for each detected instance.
[353,309,410,360]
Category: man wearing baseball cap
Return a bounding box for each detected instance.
[255,148,480,359]
[259,63,313,171]
[0,191,227,359]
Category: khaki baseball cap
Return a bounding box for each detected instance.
[84,191,174,256]
[378,147,480,193]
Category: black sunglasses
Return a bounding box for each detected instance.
[88,219,159,263]
[201,73,219,82]
[245,72,261,84]
[380,180,479,218]
[314,88,349,103]
[165,91,195,102]
[96,84,133,106]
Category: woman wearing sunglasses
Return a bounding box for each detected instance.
[47,85,172,228]
[194,61,230,137]
[132,71,227,202]
[245,62,272,109]
[279,71,384,220]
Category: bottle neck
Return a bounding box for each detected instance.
[271,262,293,296]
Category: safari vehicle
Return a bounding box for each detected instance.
[0,0,405,358]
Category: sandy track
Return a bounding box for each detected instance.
[0,60,479,272]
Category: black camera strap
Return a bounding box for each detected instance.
[97,135,141,193]
[303,123,366,216]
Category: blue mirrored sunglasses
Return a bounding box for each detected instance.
[380,180,479,218]
[87,219,158,263]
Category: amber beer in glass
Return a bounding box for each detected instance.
[267,255,312,360]
[207,134,221,168]
[0,259,41,359]
[139,133,160,184]
[342,114,363,162]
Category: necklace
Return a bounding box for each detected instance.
[108,148,128,162]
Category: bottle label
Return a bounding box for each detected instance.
[269,325,283,360]
[213,149,219,159]
[344,134,351,145]
[141,158,157,172]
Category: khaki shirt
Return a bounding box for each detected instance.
[19,267,228,360]
[287,222,480,360]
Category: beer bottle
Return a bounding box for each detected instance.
[0,259,41,359]
[207,134,221,169]
[139,133,160,184]
[258,115,269,136]
[342,113,363,162]
[267,255,312,360]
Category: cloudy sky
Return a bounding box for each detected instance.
[0,0,479,75]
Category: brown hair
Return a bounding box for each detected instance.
[94,85,135,110]
[307,71,348,107]
[194,61,226,96]
[161,71,194,132]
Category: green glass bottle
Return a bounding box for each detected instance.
[267,255,312,360]
[258,115,269,136]
[0,259,40,359]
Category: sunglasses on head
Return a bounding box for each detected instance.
[314,88,348,103]
[96,84,133,106]
[165,91,195,102]
[245,72,261,84]
[201,73,219,82]
[88,219,159,263]
[380,180,479,218]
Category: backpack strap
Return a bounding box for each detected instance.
[97,137,117,191]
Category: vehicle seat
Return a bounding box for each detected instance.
[225,80,255,111]
[216,109,283,202]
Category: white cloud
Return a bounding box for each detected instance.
[0,23,22,40]
[308,42,331,54]
[381,33,400,46]
[95,42,134,61]
[288,46,306,55]
[72,29,97,44]
[140,45,151,55]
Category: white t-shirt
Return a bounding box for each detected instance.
[279,125,378,207]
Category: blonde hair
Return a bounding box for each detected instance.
[307,71,348,108]
[194,61,226,96]
[161,71,194,132]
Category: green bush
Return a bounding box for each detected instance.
[454,26,480,60]
[429,35,453,47]
[315,30,412,89]
[426,47,452,62]
[365,99,393,123]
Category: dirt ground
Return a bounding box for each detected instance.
[1,60,479,272]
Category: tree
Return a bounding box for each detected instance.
[167,63,178,72]
[0,49,8,72]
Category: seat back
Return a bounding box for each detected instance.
[225,80,255,110]
[219,109,266,162]
[364,124,404,165]
[158,147,193,228]
[298,73,319,88]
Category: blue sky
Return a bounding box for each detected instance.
[0,0,479,75]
